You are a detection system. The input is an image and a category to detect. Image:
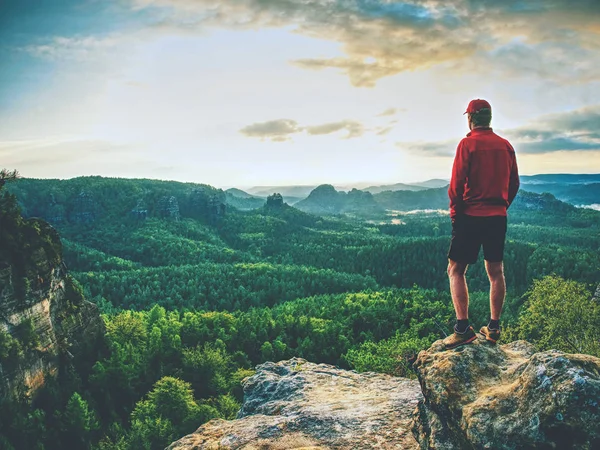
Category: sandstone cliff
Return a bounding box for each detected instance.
[169,340,600,450]
[0,194,104,400]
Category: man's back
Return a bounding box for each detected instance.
[449,127,519,218]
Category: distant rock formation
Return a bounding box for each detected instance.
[0,216,104,400]
[412,339,600,449]
[295,184,384,217]
[208,195,227,222]
[130,199,148,221]
[168,357,423,449]
[69,190,99,223]
[46,193,66,224]
[158,195,181,221]
[188,188,227,222]
[296,184,340,214]
[265,193,284,208]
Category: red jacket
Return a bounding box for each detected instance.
[449,127,519,219]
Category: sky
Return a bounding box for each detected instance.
[1,0,600,188]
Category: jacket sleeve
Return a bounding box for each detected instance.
[507,142,520,207]
[448,139,469,219]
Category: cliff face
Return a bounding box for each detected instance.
[168,357,423,449]
[0,198,104,400]
[0,264,104,400]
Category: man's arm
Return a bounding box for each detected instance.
[507,143,520,207]
[448,139,469,219]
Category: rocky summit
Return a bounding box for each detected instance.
[412,339,600,450]
[168,341,600,450]
[168,357,423,449]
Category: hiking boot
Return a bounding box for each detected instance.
[479,326,501,344]
[443,326,477,349]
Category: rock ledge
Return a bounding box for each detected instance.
[168,357,422,449]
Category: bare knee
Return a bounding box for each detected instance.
[485,261,504,281]
[447,260,467,278]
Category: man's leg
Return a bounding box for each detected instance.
[481,215,507,339]
[444,215,478,348]
[485,260,505,321]
[448,259,469,320]
[443,259,477,349]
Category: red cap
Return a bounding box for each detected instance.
[464,99,491,115]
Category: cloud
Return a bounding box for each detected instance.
[305,120,364,139]
[239,119,300,142]
[375,126,394,136]
[377,108,397,117]
[503,105,600,153]
[240,118,365,141]
[449,39,600,84]
[400,139,457,157]
[22,35,123,61]
[127,0,600,87]
[398,104,600,156]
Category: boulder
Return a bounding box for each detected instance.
[412,339,600,449]
[168,357,422,449]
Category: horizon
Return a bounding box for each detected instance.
[9,172,600,193]
[2,1,600,185]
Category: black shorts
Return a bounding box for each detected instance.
[447,214,507,264]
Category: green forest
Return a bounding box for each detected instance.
[1,176,599,450]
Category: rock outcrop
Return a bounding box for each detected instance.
[168,357,423,449]
[412,339,600,450]
[158,195,181,221]
[189,188,227,222]
[0,189,104,400]
[0,263,104,400]
[169,342,600,450]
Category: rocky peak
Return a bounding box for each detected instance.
[296,184,383,216]
[169,340,600,450]
[266,193,284,208]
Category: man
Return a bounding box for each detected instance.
[443,99,520,349]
